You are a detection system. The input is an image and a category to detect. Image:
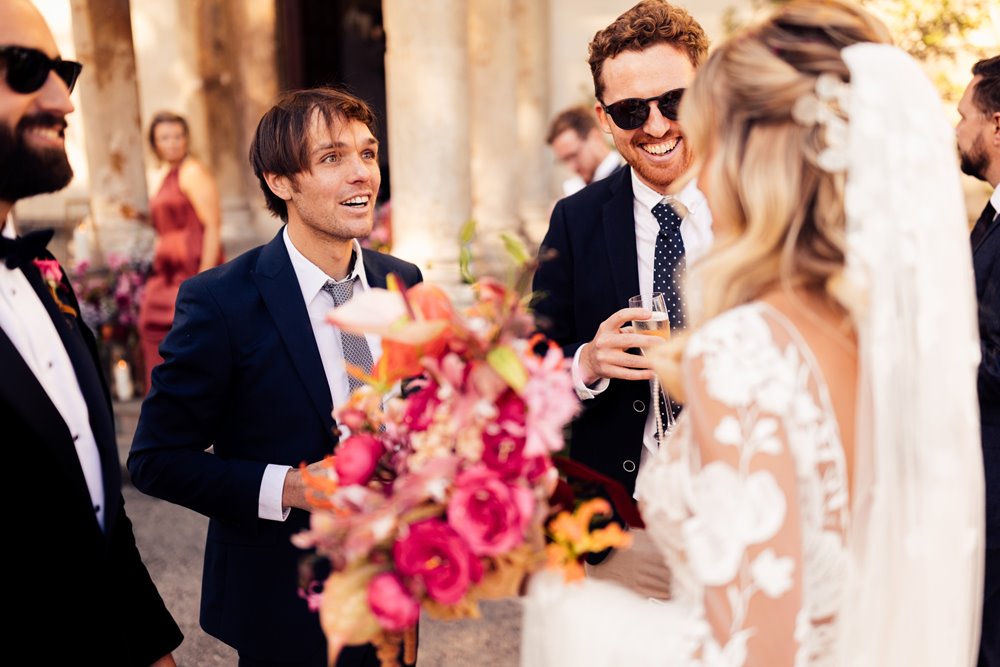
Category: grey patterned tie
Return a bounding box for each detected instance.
[322,277,374,394]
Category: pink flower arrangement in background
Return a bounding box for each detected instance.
[70,254,148,344]
[292,265,596,665]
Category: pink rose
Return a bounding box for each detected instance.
[481,391,528,480]
[335,434,384,486]
[447,466,534,556]
[367,572,420,632]
[32,259,63,283]
[402,382,440,432]
[393,518,482,605]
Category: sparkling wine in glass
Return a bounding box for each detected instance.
[628,292,675,441]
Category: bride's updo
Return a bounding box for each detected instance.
[681,0,891,322]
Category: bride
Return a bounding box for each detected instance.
[523,1,985,665]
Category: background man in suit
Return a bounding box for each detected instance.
[546,106,622,197]
[0,1,182,663]
[128,88,421,667]
[957,53,1000,667]
[532,0,711,598]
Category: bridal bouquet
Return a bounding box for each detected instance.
[293,265,628,665]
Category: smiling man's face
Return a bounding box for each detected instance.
[595,42,695,195]
[0,0,76,206]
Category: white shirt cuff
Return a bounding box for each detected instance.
[572,344,610,400]
[259,464,292,521]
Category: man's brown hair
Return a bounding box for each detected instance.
[588,0,709,102]
[971,55,1000,116]
[249,87,377,222]
[546,106,600,144]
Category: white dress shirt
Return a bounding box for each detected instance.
[571,169,714,471]
[990,183,1000,222]
[258,228,381,521]
[0,219,106,529]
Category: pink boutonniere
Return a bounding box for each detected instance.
[33,259,78,317]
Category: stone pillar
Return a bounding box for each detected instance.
[383,0,471,294]
[515,0,551,247]
[69,0,153,262]
[193,0,278,257]
[468,0,521,278]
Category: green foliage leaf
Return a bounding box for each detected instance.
[486,344,528,392]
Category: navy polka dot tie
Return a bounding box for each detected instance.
[323,277,374,394]
[651,200,685,422]
[651,200,686,330]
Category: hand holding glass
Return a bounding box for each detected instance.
[628,293,675,442]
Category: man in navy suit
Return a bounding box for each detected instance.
[1,1,181,664]
[957,53,1000,667]
[532,1,712,597]
[128,88,421,667]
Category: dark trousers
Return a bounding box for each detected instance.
[981,549,1000,667]
[239,643,379,667]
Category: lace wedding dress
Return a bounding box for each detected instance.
[523,303,848,666]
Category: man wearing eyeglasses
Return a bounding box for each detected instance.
[0,1,182,664]
[533,0,712,597]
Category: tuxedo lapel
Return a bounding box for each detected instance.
[973,205,999,256]
[0,329,99,520]
[252,232,336,433]
[19,260,122,530]
[602,168,641,308]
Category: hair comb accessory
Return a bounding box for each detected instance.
[791,71,850,172]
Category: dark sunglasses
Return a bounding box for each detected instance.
[0,46,82,95]
[600,88,685,131]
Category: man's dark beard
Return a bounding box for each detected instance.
[0,114,74,202]
[959,135,989,182]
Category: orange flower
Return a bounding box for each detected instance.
[545,498,633,582]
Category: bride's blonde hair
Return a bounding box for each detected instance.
[681,0,890,323]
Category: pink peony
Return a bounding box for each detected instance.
[393,518,482,605]
[335,434,384,486]
[447,466,534,556]
[402,382,440,432]
[367,572,420,631]
[481,391,528,480]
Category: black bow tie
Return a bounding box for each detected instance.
[0,228,54,269]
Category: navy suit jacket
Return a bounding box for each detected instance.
[532,167,653,496]
[128,231,422,661]
[2,251,181,664]
[974,205,1000,551]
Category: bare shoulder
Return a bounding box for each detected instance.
[178,157,215,186]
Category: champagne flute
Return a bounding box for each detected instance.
[628,293,675,443]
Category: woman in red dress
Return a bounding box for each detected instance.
[138,112,222,394]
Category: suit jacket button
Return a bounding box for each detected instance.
[622,459,636,473]
[633,400,645,413]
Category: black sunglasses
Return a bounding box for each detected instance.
[600,88,685,131]
[0,46,82,95]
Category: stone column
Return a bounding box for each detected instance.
[515,0,552,247]
[69,0,153,262]
[192,0,279,257]
[468,0,521,279]
[383,0,472,294]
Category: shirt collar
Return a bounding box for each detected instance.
[629,167,711,225]
[282,227,368,303]
[2,216,15,239]
[990,182,1000,218]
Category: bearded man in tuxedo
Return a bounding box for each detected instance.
[0,1,182,663]
[957,53,1000,667]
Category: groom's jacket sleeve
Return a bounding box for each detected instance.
[128,275,267,531]
[533,200,580,358]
